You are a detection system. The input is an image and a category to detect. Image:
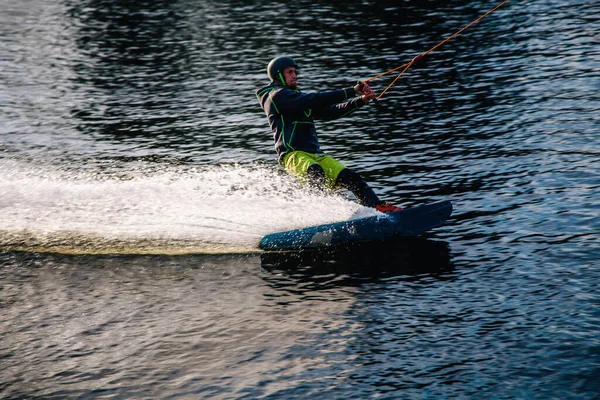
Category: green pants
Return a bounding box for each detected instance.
[282,151,347,188]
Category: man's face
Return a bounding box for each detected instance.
[282,66,297,89]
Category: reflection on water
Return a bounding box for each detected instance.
[261,238,453,279]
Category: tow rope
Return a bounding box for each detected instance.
[364,0,509,100]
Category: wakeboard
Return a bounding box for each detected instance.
[259,200,452,251]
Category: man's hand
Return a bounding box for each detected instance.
[355,81,377,102]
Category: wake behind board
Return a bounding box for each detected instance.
[259,200,452,251]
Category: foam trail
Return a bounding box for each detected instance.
[0,159,377,254]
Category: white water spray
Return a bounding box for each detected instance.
[0,159,377,254]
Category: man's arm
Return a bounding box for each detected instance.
[272,87,356,114]
[312,97,365,120]
[313,82,377,120]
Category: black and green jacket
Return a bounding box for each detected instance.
[256,81,366,162]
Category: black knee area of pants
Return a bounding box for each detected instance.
[336,169,366,192]
[336,168,381,208]
[306,164,326,187]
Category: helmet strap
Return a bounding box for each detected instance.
[278,72,286,87]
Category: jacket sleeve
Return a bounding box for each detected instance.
[312,96,366,120]
[272,87,357,114]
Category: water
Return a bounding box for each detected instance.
[1,0,599,398]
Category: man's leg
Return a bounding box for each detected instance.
[283,151,325,189]
[306,164,326,188]
[316,155,385,208]
[284,152,399,210]
[335,168,382,208]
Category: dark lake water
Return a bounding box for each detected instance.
[1,0,599,398]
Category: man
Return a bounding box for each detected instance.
[256,55,401,213]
